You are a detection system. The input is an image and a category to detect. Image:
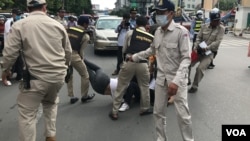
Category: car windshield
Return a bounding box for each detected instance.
[96,19,121,30]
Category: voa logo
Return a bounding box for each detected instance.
[226,129,246,136]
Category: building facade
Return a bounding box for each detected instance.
[235,0,250,30]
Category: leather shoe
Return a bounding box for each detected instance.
[188,87,198,93]
[109,112,118,120]
[140,108,153,116]
[81,93,95,103]
[70,97,79,104]
[46,137,56,141]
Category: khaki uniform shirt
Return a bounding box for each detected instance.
[194,23,225,52]
[133,21,191,87]
[2,11,72,83]
[55,16,67,28]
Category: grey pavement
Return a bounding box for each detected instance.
[0,35,250,141]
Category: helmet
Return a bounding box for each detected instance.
[209,8,220,21]
[196,10,203,15]
[211,8,220,13]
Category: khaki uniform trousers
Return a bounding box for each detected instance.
[17,79,64,141]
[189,54,213,88]
[154,81,194,141]
[112,61,150,114]
[67,51,89,97]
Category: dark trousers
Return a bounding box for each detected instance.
[0,36,3,54]
[123,76,155,106]
[123,81,141,105]
[84,59,110,94]
[192,34,197,49]
[116,46,123,72]
[11,55,23,80]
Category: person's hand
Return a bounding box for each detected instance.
[126,56,134,62]
[2,70,11,86]
[167,82,178,97]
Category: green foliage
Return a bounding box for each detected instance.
[110,6,130,17]
[0,0,14,9]
[0,0,93,15]
[216,0,237,11]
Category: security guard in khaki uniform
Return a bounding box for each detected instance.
[188,9,225,93]
[66,16,95,104]
[55,9,67,28]
[1,0,72,141]
[109,16,154,120]
[129,1,194,141]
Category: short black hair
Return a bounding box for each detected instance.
[77,16,89,25]
[136,16,148,27]
[28,4,44,12]
[123,13,130,19]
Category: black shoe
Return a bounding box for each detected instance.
[81,93,95,103]
[109,111,118,120]
[70,97,79,104]
[15,75,23,81]
[188,87,198,93]
[140,108,153,116]
[207,65,214,69]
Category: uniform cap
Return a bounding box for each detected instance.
[130,7,137,13]
[27,0,46,7]
[153,0,175,11]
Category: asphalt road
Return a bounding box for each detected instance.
[0,35,250,141]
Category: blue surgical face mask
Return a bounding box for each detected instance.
[155,14,169,26]
[15,15,21,21]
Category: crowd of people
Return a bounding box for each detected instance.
[1,0,226,141]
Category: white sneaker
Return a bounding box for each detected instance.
[119,102,129,112]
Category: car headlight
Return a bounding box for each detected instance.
[96,34,107,40]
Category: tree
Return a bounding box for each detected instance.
[216,0,237,11]
[0,0,14,10]
[110,6,130,17]
[0,0,93,15]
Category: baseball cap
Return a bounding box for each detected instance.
[153,0,175,11]
[27,0,46,7]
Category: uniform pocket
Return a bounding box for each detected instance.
[166,43,178,58]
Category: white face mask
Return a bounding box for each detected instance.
[198,15,203,19]
[155,14,169,26]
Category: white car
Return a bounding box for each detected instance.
[93,16,122,54]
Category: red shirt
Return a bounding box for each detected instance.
[0,23,4,34]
